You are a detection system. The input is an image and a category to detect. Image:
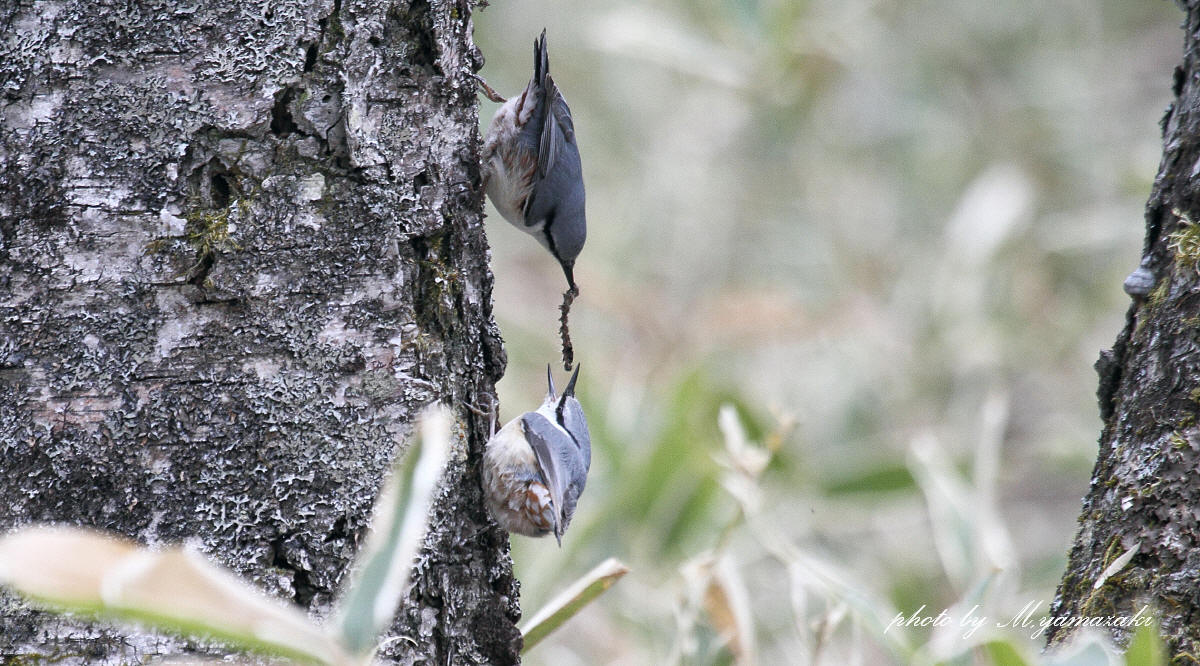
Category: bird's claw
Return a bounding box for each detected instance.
[471,74,507,103]
[464,392,499,436]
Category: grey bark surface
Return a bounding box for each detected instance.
[1049,1,1200,656]
[0,0,521,663]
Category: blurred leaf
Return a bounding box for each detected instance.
[0,524,134,604]
[908,433,1014,590]
[520,557,630,653]
[154,659,244,665]
[661,477,724,554]
[981,638,1034,666]
[714,404,773,520]
[1124,619,1165,666]
[908,435,978,587]
[749,518,912,660]
[823,462,917,495]
[943,164,1035,264]
[702,555,757,665]
[619,371,745,556]
[335,405,452,657]
[925,572,1000,662]
[0,526,343,665]
[591,7,751,88]
[1043,631,1121,666]
[717,404,771,479]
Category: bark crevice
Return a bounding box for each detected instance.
[1052,5,1200,657]
[0,0,518,662]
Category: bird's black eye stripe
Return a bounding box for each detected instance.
[555,399,580,447]
[541,210,563,262]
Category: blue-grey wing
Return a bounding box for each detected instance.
[522,413,568,527]
[522,75,581,212]
[561,399,591,474]
[537,81,575,181]
[522,412,586,536]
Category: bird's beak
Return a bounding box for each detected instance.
[563,364,580,397]
[556,365,580,419]
[545,363,556,400]
[561,260,578,295]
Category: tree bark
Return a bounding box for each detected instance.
[0,0,520,663]
[1049,1,1200,656]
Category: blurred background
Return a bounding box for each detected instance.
[475,1,1180,663]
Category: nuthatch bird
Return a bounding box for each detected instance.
[481,365,591,545]
[479,29,586,295]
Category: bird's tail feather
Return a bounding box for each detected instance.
[534,29,549,86]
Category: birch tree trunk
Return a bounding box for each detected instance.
[1049,1,1200,656]
[0,0,521,662]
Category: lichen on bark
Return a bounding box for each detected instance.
[0,0,519,662]
[1051,1,1200,657]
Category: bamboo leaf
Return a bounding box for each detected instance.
[982,638,1034,666]
[0,526,344,665]
[1124,617,1165,666]
[334,405,452,656]
[682,552,757,664]
[717,405,770,479]
[520,558,629,653]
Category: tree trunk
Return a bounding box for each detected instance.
[0,0,520,663]
[1049,1,1200,655]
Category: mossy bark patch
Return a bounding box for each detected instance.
[0,0,517,662]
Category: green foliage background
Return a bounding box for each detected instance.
[475,1,1179,663]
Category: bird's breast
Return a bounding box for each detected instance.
[482,94,541,232]
[482,420,555,537]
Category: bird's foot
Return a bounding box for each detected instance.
[472,74,506,103]
[464,391,499,436]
